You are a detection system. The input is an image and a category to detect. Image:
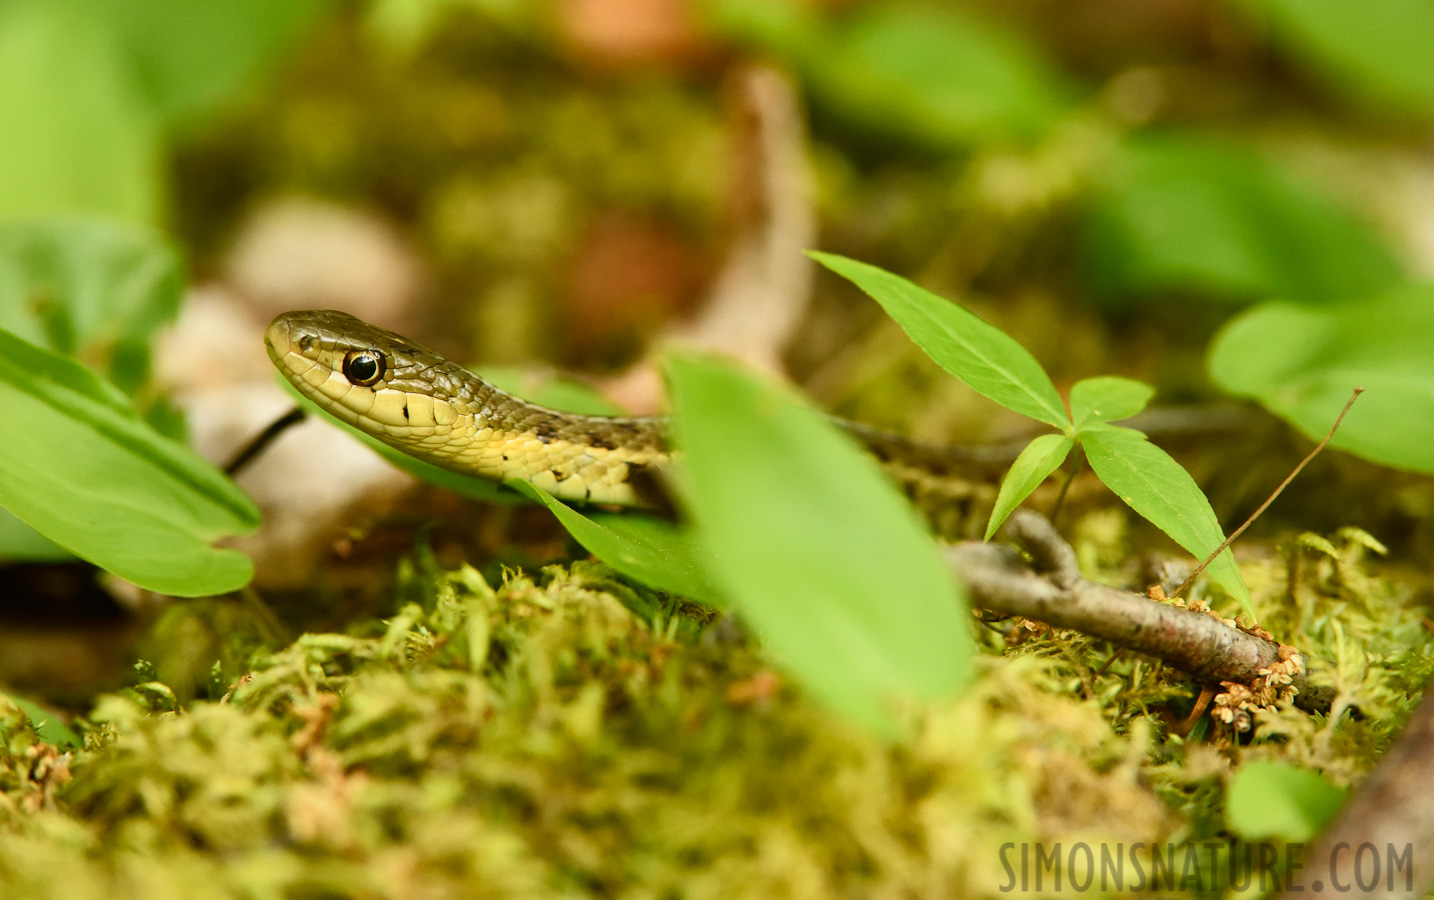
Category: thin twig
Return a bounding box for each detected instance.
[1095,648,1125,677]
[952,510,1335,715]
[1178,684,1218,736]
[1171,387,1363,600]
[224,406,307,476]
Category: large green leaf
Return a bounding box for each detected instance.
[1232,0,1434,117]
[0,1,162,224]
[1209,285,1434,474]
[1227,761,1346,842]
[668,354,971,736]
[1079,422,1253,616]
[0,218,182,393]
[813,252,1070,429]
[0,327,259,595]
[511,481,716,602]
[1086,135,1403,305]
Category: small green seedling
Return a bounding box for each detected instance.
[811,251,1253,617]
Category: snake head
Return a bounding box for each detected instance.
[265,309,670,505]
[265,309,473,437]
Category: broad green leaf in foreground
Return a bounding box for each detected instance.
[0,218,182,393]
[0,327,259,596]
[1209,285,1434,474]
[1226,761,1346,842]
[668,354,971,736]
[510,480,716,602]
[812,252,1070,429]
[984,434,1073,540]
[1069,376,1154,429]
[1079,423,1253,616]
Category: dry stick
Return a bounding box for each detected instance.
[947,510,1334,714]
[1171,386,1364,600]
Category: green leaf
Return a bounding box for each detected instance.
[696,0,820,59]
[1079,422,1252,616]
[0,218,183,392]
[812,252,1070,429]
[1085,134,1403,305]
[1209,285,1434,474]
[0,506,71,561]
[1232,0,1434,117]
[1227,761,1346,842]
[3,694,81,749]
[97,0,329,131]
[0,327,259,596]
[510,481,717,602]
[1069,376,1154,428]
[0,219,183,562]
[794,5,1073,146]
[0,1,162,224]
[668,354,971,736]
[984,434,1073,540]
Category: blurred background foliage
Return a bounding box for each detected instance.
[2,0,1434,537]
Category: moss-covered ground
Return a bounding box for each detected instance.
[3,520,1429,899]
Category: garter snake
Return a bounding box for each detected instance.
[265,310,999,518]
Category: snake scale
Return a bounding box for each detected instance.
[265,309,999,522]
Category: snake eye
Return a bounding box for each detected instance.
[343,350,386,386]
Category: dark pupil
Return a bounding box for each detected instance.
[344,351,383,385]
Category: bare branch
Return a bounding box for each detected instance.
[946,510,1333,714]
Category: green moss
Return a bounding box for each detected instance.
[2,520,1428,898]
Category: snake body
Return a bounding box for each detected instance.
[265,309,996,513]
